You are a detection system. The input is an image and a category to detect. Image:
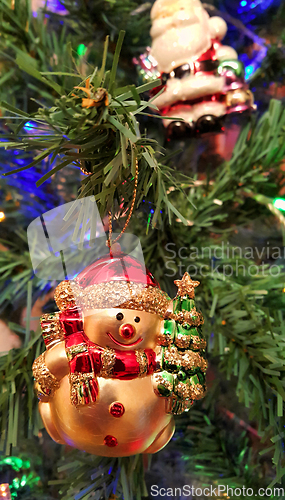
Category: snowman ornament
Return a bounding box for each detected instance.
[143,0,255,137]
[33,253,207,456]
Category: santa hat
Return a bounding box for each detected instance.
[54,253,170,317]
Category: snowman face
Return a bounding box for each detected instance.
[83,308,162,351]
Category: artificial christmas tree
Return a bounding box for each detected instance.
[0,0,285,499]
[155,273,207,414]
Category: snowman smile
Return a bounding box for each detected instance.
[107,332,143,347]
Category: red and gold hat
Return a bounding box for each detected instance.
[54,253,170,317]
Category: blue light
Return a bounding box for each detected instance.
[237,0,276,20]
[48,0,67,11]
[0,144,81,222]
[23,121,35,131]
[150,209,154,214]
[245,64,255,79]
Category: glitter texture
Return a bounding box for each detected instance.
[153,372,173,395]
[175,381,189,399]
[189,383,205,400]
[66,343,88,361]
[135,350,148,377]
[54,280,77,311]
[99,348,116,378]
[54,280,170,318]
[157,332,173,346]
[174,273,200,299]
[40,312,64,349]
[32,353,60,397]
[190,335,207,350]
[164,308,204,327]
[164,346,207,373]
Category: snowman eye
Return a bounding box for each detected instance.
[116,312,124,321]
[134,317,140,323]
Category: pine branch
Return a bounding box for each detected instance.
[1,2,285,492]
[0,32,190,225]
[131,101,285,483]
[0,0,84,109]
[59,0,152,51]
[52,454,148,500]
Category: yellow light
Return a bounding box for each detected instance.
[0,212,5,222]
[283,287,285,293]
[0,484,10,500]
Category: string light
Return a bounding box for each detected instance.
[0,212,5,222]
[23,121,35,132]
[0,457,39,498]
[0,484,11,500]
[77,44,88,57]
[238,0,276,15]
[273,198,285,211]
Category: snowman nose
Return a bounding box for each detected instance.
[119,323,136,340]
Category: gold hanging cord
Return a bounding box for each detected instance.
[107,157,139,250]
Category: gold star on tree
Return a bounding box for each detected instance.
[174,273,200,299]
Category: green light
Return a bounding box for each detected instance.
[1,457,23,471]
[77,44,87,57]
[146,212,152,233]
[273,198,285,211]
[20,475,27,487]
[12,478,20,490]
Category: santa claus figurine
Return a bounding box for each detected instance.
[137,0,255,137]
[32,252,207,457]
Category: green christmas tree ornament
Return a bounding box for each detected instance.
[154,273,207,414]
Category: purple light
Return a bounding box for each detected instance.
[32,0,67,16]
